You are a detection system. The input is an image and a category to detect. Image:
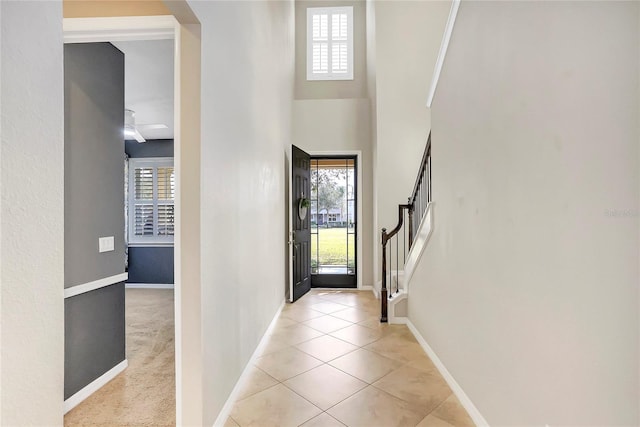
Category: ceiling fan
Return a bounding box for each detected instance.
[124,109,167,143]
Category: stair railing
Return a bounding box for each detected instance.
[380,134,432,322]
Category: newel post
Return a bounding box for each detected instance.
[380,228,388,323]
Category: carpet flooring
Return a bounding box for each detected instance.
[64,288,176,427]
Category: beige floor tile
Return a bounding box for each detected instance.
[270,323,324,345]
[224,416,240,427]
[330,307,373,323]
[327,386,427,427]
[254,347,323,381]
[329,348,400,384]
[406,354,438,373]
[430,395,475,427]
[256,334,292,357]
[271,316,299,329]
[303,315,354,333]
[373,365,452,414]
[358,318,407,333]
[329,324,384,347]
[322,292,373,307]
[296,335,359,362]
[310,301,350,314]
[300,412,346,427]
[281,305,325,322]
[230,383,321,427]
[364,333,426,363]
[236,366,279,400]
[416,414,456,427]
[296,294,332,306]
[284,364,367,410]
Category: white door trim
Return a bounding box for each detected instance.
[306,150,363,290]
[63,15,177,43]
[63,15,193,422]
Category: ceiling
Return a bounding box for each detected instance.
[112,40,174,141]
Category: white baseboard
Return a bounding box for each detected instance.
[360,285,373,291]
[64,359,128,414]
[125,283,174,289]
[406,320,488,426]
[212,300,286,427]
[389,316,408,325]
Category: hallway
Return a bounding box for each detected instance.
[64,289,175,427]
[226,290,473,427]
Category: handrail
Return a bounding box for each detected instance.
[410,134,431,207]
[380,132,432,323]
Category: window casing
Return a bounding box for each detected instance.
[128,157,174,246]
[306,6,354,81]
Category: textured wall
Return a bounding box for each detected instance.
[1,1,65,424]
[410,1,639,424]
[187,1,294,424]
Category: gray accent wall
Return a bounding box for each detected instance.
[64,283,125,399]
[125,138,174,158]
[127,247,174,284]
[125,138,175,284]
[64,43,126,398]
[65,43,126,288]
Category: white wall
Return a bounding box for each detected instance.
[372,1,450,285]
[293,0,373,286]
[410,1,639,424]
[292,99,373,287]
[1,1,65,424]
[186,1,294,424]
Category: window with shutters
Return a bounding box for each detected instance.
[307,6,353,81]
[128,157,174,245]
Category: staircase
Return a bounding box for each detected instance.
[380,134,432,323]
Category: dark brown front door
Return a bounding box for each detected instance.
[291,145,311,302]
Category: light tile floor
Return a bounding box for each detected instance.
[226,289,474,427]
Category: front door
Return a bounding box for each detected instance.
[310,157,357,288]
[290,145,312,302]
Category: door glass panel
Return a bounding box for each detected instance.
[310,157,356,276]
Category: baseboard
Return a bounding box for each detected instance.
[212,299,286,427]
[125,283,174,289]
[64,359,128,414]
[406,320,489,426]
[360,285,373,291]
[389,316,408,325]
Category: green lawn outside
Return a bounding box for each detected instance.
[311,227,355,268]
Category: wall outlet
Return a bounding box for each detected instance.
[98,236,115,253]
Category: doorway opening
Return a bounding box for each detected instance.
[310,157,357,288]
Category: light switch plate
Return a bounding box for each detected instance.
[99,236,115,253]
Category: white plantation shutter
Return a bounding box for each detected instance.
[129,158,174,245]
[307,7,353,80]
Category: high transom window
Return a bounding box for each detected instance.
[306,6,354,81]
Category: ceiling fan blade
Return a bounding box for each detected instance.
[133,129,146,143]
[137,124,168,130]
